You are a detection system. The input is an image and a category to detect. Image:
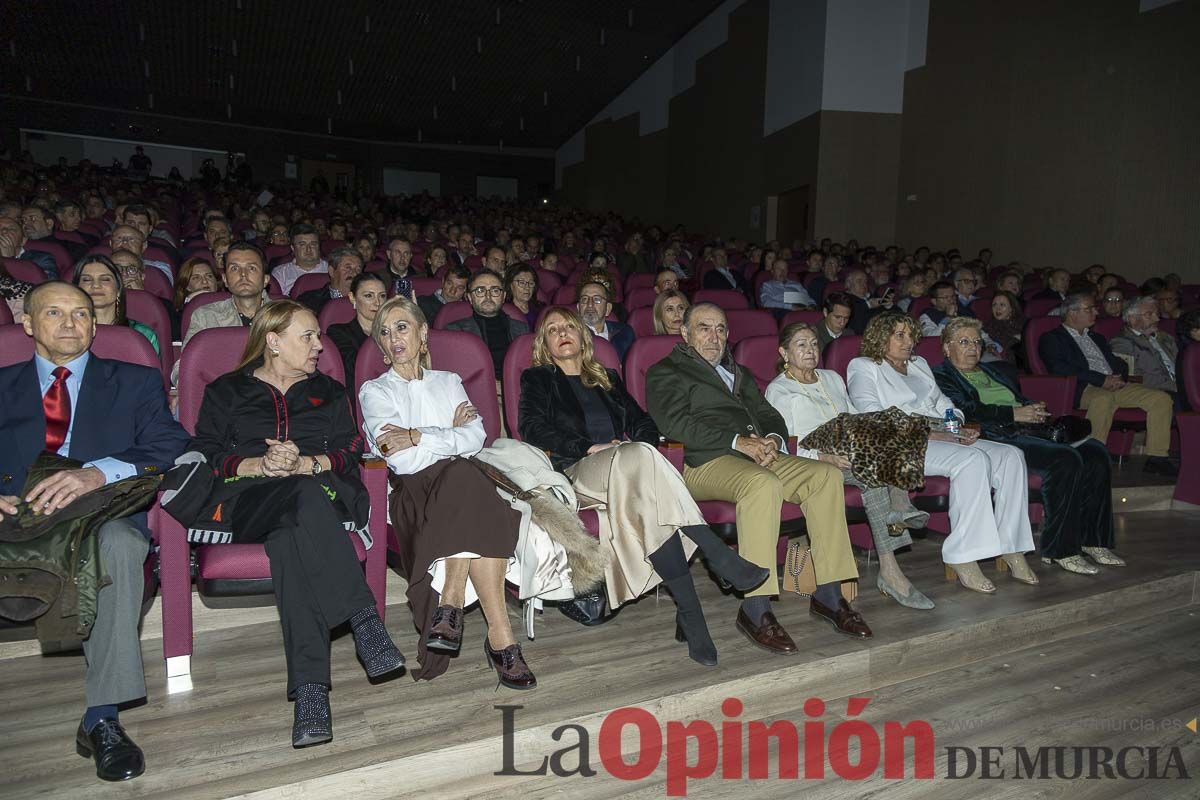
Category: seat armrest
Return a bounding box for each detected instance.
[1019,374,1077,417]
[658,439,686,472]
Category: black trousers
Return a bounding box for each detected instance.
[1007,436,1114,559]
[230,476,375,695]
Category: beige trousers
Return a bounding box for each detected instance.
[683,454,858,597]
[1080,383,1174,457]
[566,442,703,606]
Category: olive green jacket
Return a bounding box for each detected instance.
[0,454,161,650]
[645,343,788,468]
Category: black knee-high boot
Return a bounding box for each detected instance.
[647,534,717,667]
[680,525,771,592]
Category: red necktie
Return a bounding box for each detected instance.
[43,366,72,453]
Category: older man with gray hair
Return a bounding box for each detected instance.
[1038,291,1176,476]
[1110,295,1179,399]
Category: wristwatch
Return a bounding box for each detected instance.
[310,457,322,476]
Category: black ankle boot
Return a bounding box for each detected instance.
[350,606,406,678]
[681,525,771,592]
[669,580,718,667]
[292,683,332,748]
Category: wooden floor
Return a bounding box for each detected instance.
[1,511,1198,799]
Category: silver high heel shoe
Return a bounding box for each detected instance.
[877,575,935,610]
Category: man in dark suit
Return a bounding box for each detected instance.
[576,280,635,361]
[1031,268,1071,305]
[1038,291,1176,476]
[0,282,189,781]
[701,248,748,295]
[645,303,870,654]
[843,269,890,334]
[816,292,854,352]
[296,247,362,316]
[0,214,59,279]
[446,270,528,376]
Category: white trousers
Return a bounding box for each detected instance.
[924,439,1035,564]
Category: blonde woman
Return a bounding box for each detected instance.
[518,307,769,666]
[652,289,689,336]
[189,300,404,748]
[846,311,1037,594]
[358,296,535,690]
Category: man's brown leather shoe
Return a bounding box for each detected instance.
[735,608,798,655]
[809,598,873,638]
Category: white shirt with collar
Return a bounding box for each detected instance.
[35,351,135,484]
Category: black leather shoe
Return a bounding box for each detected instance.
[426,605,464,653]
[1143,457,1178,478]
[75,719,145,782]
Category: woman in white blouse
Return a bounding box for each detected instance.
[846,312,1037,594]
[358,296,535,690]
[765,323,933,609]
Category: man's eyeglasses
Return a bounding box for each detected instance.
[578,296,607,306]
[470,286,504,298]
[117,265,142,276]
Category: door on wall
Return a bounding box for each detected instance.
[776,185,813,250]
[301,159,355,196]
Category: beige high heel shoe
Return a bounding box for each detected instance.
[997,553,1039,585]
[944,562,996,594]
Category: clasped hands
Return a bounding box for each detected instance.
[0,466,107,521]
[735,433,781,467]
[259,439,307,477]
[1012,402,1051,424]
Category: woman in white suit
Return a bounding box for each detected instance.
[846,311,1037,594]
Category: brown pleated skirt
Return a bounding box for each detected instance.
[388,457,520,681]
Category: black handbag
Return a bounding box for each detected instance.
[992,415,1092,445]
[557,590,615,626]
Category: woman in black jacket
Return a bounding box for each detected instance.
[932,316,1123,576]
[190,300,404,748]
[327,271,387,394]
[518,307,768,666]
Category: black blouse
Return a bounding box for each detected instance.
[327,320,370,396]
[191,360,363,478]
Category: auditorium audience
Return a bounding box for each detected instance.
[72,255,159,354]
[577,280,635,360]
[653,289,689,336]
[843,269,888,334]
[446,270,528,376]
[503,263,542,329]
[816,292,854,351]
[646,303,872,651]
[702,248,747,294]
[381,236,417,298]
[984,290,1025,368]
[417,263,469,322]
[765,323,933,609]
[933,317,1122,574]
[0,281,188,781]
[1110,296,1179,399]
[1033,268,1071,304]
[271,224,327,295]
[654,268,680,294]
[759,257,815,313]
[0,213,58,278]
[520,308,770,665]
[1156,287,1182,321]
[327,272,387,392]
[1100,287,1126,319]
[1039,291,1177,476]
[359,296,535,688]
[188,299,404,747]
[847,311,1037,594]
[296,247,362,315]
[174,256,222,313]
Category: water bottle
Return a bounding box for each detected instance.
[943,409,961,436]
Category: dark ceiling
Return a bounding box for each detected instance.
[6,1,726,150]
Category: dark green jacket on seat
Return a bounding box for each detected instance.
[645,343,787,468]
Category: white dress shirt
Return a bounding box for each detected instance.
[358,368,485,475]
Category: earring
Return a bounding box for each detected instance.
[270,348,279,356]
[420,340,429,355]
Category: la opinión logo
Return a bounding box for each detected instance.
[495,697,935,796]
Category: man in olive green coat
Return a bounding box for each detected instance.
[645,303,871,653]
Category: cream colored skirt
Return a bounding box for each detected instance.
[565,442,704,606]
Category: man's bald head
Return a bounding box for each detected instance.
[24,280,94,317]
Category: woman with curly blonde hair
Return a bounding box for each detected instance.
[847,311,1037,595]
[518,307,769,666]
